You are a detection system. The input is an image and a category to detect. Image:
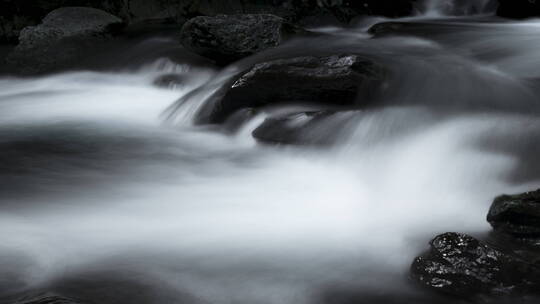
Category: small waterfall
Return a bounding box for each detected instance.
[422,0,498,17]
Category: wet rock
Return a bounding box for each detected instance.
[487,189,540,239]
[18,7,123,48]
[199,54,386,123]
[497,0,540,19]
[180,14,305,65]
[411,232,540,298]
[486,231,540,266]
[0,0,422,43]
[252,111,352,145]
[0,1,128,42]
[6,7,124,74]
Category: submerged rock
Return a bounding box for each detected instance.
[253,111,332,145]
[199,54,386,123]
[487,189,540,239]
[411,232,540,298]
[252,111,354,145]
[6,7,124,74]
[180,14,305,65]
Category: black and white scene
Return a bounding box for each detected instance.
[1,1,540,303]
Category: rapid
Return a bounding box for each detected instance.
[1,1,540,303]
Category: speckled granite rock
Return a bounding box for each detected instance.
[411,232,540,297]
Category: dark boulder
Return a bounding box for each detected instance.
[411,232,540,298]
[198,54,386,123]
[17,7,123,49]
[497,0,540,19]
[0,1,128,43]
[6,7,124,74]
[487,189,540,238]
[0,1,291,43]
[180,14,305,65]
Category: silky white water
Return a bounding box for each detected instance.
[1,15,540,304]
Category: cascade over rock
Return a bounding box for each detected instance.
[197,54,386,124]
[252,111,345,145]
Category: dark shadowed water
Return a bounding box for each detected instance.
[1,2,540,304]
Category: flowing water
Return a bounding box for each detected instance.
[1,4,540,304]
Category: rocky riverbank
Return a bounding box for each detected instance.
[0,0,419,45]
[411,189,540,299]
[4,0,540,47]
